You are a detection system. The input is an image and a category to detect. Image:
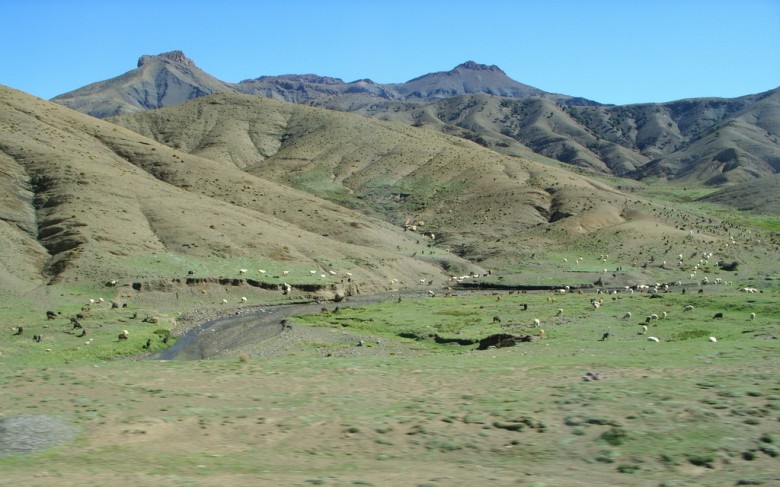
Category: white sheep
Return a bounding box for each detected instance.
[647,336,660,342]
[533,318,541,327]
[239,269,248,274]
[708,336,718,343]
[283,270,290,276]
[240,296,247,303]
[750,312,756,320]
[258,269,266,274]
[684,305,694,312]
[222,298,228,304]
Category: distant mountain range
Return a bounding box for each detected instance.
[51,51,780,187]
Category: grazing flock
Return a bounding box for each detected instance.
[6,238,768,358]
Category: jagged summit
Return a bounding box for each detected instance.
[452,61,505,74]
[137,50,192,67]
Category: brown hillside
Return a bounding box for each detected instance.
[0,85,476,292]
[111,92,656,270]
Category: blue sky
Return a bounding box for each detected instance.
[1,0,778,105]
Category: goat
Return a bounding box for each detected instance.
[118,330,129,341]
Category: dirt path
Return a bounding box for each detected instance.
[152,291,421,360]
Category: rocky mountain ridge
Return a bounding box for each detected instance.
[49,51,780,188]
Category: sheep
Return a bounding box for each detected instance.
[647,336,660,342]
[641,325,648,334]
[622,312,632,319]
[239,269,248,275]
[712,312,724,319]
[492,316,501,323]
[33,334,42,343]
[222,298,228,304]
[533,318,541,327]
[283,270,289,276]
[708,336,718,343]
[240,296,247,303]
[46,310,58,320]
[556,308,563,317]
[750,312,756,321]
[118,330,129,341]
[258,269,266,274]
[683,305,694,312]
[662,311,668,319]
[12,326,23,335]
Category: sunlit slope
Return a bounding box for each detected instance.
[113,92,659,267]
[0,86,473,291]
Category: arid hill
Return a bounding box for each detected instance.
[110,91,709,274]
[0,85,479,293]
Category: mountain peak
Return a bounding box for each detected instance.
[453,61,505,74]
[138,50,192,67]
